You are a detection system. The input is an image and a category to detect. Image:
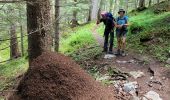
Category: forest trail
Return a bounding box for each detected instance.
[91,26,170,100]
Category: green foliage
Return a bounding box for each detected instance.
[59,23,96,54]
[0,57,28,91]
[70,45,102,61]
[128,8,170,62]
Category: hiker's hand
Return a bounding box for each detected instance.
[96,21,100,25]
[117,25,123,29]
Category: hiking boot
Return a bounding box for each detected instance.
[121,51,126,57]
[102,48,108,53]
[108,51,113,54]
[115,49,121,56]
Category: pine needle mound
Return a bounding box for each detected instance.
[9,51,115,100]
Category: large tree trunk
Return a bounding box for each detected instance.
[27,0,52,64]
[54,0,60,52]
[139,0,145,8]
[91,0,100,20]
[10,24,20,59]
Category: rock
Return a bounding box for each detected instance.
[143,91,162,100]
[131,96,140,100]
[166,58,170,64]
[116,60,127,64]
[96,75,110,81]
[129,71,145,79]
[104,54,116,59]
[123,82,138,93]
[128,59,136,63]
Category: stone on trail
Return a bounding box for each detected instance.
[166,58,170,64]
[116,60,128,64]
[143,91,162,100]
[104,54,116,59]
[129,71,145,79]
[123,81,138,93]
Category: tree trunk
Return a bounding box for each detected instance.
[149,0,152,7]
[109,0,113,12]
[139,0,145,8]
[19,10,24,56]
[97,0,103,21]
[10,24,20,59]
[54,0,60,52]
[134,0,138,9]
[125,0,129,13]
[71,0,79,27]
[97,8,101,21]
[87,0,92,22]
[27,0,52,64]
[157,0,159,4]
[91,0,100,20]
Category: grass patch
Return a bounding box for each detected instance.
[128,7,170,62]
[0,57,28,100]
[59,23,96,54]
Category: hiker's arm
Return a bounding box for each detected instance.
[113,21,118,27]
[96,19,103,25]
[123,23,129,26]
[123,17,129,26]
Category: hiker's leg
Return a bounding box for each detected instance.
[109,31,114,52]
[104,31,109,52]
[121,32,127,56]
[122,37,126,51]
[116,31,121,55]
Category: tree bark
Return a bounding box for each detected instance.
[10,24,20,59]
[149,0,152,7]
[19,9,24,56]
[54,0,60,52]
[91,0,100,20]
[139,0,145,8]
[125,0,129,13]
[109,0,113,12]
[87,0,92,22]
[71,0,79,27]
[27,0,52,64]
[134,0,138,9]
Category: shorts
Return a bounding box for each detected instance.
[116,29,128,38]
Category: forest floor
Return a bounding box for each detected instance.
[77,27,170,100]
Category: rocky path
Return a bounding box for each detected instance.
[91,26,170,100]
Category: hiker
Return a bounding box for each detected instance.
[115,9,129,56]
[96,12,115,54]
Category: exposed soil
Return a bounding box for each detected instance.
[8,52,115,100]
[90,28,170,100]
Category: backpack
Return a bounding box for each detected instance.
[117,16,128,31]
[105,12,114,20]
[117,16,128,24]
[105,12,115,27]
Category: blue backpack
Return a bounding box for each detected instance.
[117,16,128,24]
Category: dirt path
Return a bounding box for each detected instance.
[91,27,170,100]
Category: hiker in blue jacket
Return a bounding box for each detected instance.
[115,9,129,56]
[97,12,116,54]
